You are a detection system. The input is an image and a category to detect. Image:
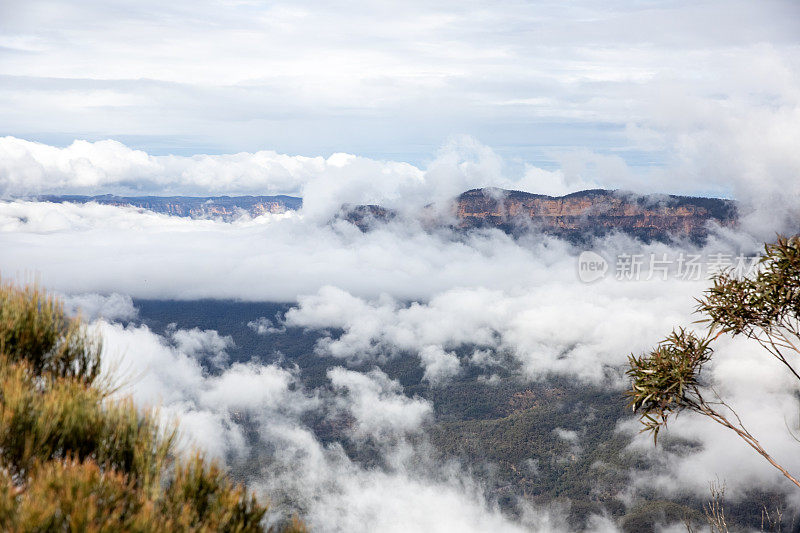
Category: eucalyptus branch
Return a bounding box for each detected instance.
[756,337,800,383]
[626,235,800,490]
[775,329,800,357]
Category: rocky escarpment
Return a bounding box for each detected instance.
[452,188,737,242]
[37,194,302,220]
[34,188,737,242]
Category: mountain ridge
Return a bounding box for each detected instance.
[34,194,303,220]
[447,187,736,242]
[29,188,737,242]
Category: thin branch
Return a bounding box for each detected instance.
[693,401,800,489]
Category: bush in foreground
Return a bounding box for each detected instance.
[0,281,304,532]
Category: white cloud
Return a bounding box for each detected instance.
[328,367,432,439]
[0,135,528,220]
[26,198,792,527]
[97,320,316,459]
[168,326,235,369]
[202,363,317,415]
[94,317,577,532]
[283,279,705,384]
[1,1,798,166]
[247,316,284,335]
[60,292,138,321]
[0,198,592,301]
[554,428,578,443]
[0,136,324,198]
[418,345,461,385]
[3,128,800,239]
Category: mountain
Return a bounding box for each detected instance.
[37,194,302,220]
[341,188,737,242]
[450,188,737,242]
[35,188,737,242]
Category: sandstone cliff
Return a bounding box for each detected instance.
[451,188,736,242]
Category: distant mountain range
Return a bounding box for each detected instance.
[37,194,302,220]
[34,189,736,242]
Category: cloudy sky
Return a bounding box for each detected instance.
[1,0,799,198]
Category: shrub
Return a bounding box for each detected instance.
[0,281,304,532]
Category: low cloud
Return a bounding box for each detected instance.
[16,203,796,527]
[167,325,235,369]
[0,199,588,301]
[95,317,582,532]
[60,291,138,321]
[98,320,318,458]
[418,345,461,385]
[283,281,704,384]
[2,0,799,528]
[1,136,797,525]
[622,334,800,503]
[328,367,432,439]
[94,300,800,531]
[5,126,799,235]
[248,316,285,335]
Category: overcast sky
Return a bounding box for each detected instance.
[1,0,798,183]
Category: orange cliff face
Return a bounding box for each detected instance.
[452,189,737,242]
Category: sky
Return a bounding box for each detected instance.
[0,0,798,193]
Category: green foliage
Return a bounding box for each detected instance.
[427,378,637,528]
[0,282,100,383]
[156,455,269,531]
[620,500,702,533]
[700,236,800,336]
[626,329,713,442]
[0,281,305,532]
[626,235,800,489]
